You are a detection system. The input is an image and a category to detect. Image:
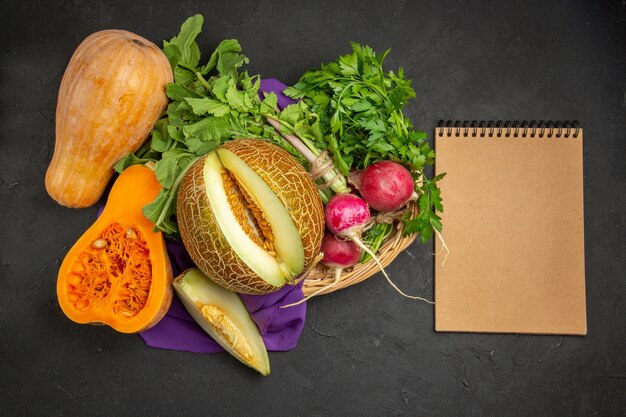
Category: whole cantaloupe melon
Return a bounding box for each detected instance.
[177,139,324,294]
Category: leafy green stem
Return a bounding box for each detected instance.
[263,115,320,157]
[265,116,349,194]
[360,222,393,263]
[195,72,211,90]
[155,156,199,230]
[265,117,318,162]
[177,62,198,72]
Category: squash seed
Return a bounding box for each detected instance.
[126,228,137,240]
[91,239,107,249]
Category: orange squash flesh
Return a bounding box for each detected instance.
[57,165,172,333]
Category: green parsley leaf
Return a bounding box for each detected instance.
[154,150,196,189]
[113,154,152,173]
[201,39,246,77]
[117,17,444,243]
[166,83,203,101]
[339,52,359,75]
[225,84,254,112]
[212,76,230,102]
[182,116,231,141]
[164,14,203,68]
[184,98,231,117]
[260,92,278,114]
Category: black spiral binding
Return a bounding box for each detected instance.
[437,120,580,138]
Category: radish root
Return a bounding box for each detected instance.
[281,268,343,308]
[434,228,450,267]
[350,235,434,305]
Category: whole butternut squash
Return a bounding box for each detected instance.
[57,165,173,333]
[46,30,173,208]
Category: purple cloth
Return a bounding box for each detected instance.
[138,79,306,353]
[260,78,297,108]
[140,240,306,353]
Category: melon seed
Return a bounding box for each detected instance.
[238,182,275,253]
[201,304,257,364]
[221,169,267,249]
[126,228,137,239]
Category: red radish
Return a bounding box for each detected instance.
[360,161,416,212]
[283,232,362,307]
[325,193,370,236]
[321,233,362,269]
[324,193,433,304]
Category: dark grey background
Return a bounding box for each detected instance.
[1,1,625,416]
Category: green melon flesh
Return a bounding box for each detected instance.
[216,148,305,276]
[174,268,270,376]
[202,150,305,286]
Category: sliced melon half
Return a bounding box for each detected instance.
[177,139,324,295]
[174,268,270,376]
[202,150,305,286]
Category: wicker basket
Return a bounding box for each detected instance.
[301,201,419,297]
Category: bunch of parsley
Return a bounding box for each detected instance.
[284,44,444,243]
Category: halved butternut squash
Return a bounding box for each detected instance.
[56,165,172,333]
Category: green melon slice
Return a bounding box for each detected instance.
[216,148,305,277]
[202,153,285,286]
[201,150,305,286]
[173,268,270,376]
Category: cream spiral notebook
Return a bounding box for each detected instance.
[434,120,586,335]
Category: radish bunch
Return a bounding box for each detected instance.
[324,192,432,304]
[294,161,433,305]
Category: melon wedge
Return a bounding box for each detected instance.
[174,269,270,376]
